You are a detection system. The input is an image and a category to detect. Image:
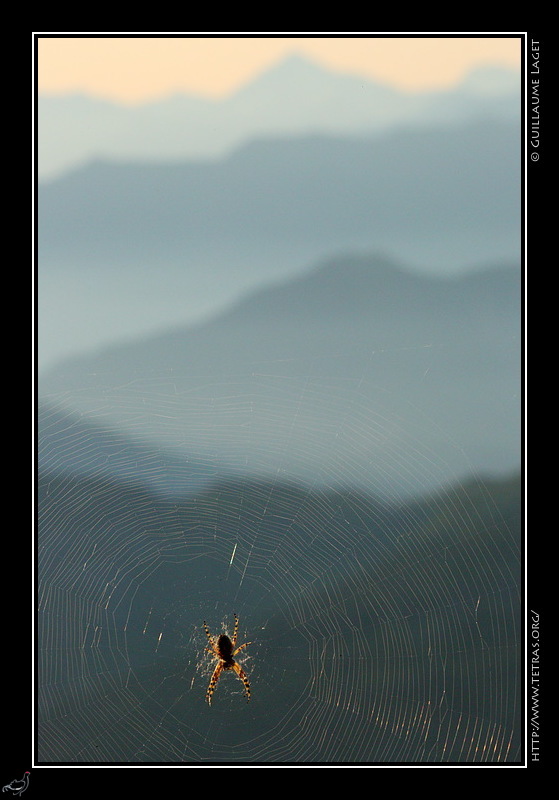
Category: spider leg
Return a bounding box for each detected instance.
[232,613,239,647]
[206,662,224,705]
[203,620,213,645]
[232,662,251,702]
[232,641,251,656]
[203,621,221,656]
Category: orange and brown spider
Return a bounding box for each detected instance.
[203,613,251,705]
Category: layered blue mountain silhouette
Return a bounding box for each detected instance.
[38,54,519,180]
[41,254,520,498]
[39,55,521,495]
[39,119,519,271]
[39,117,520,369]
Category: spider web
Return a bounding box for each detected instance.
[37,331,522,764]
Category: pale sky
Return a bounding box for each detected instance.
[36,34,522,104]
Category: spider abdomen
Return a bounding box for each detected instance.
[217,634,234,662]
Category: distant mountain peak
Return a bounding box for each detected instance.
[245,51,341,82]
[231,51,400,103]
[265,51,324,71]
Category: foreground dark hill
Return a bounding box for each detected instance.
[37,464,521,762]
[41,253,521,498]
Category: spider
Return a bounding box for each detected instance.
[203,613,251,705]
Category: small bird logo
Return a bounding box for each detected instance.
[2,773,30,796]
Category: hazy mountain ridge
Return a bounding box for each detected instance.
[39,118,520,279]
[42,254,520,384]
[39,98,521,371]
[38,55,520,181]
[41,253,521,496]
